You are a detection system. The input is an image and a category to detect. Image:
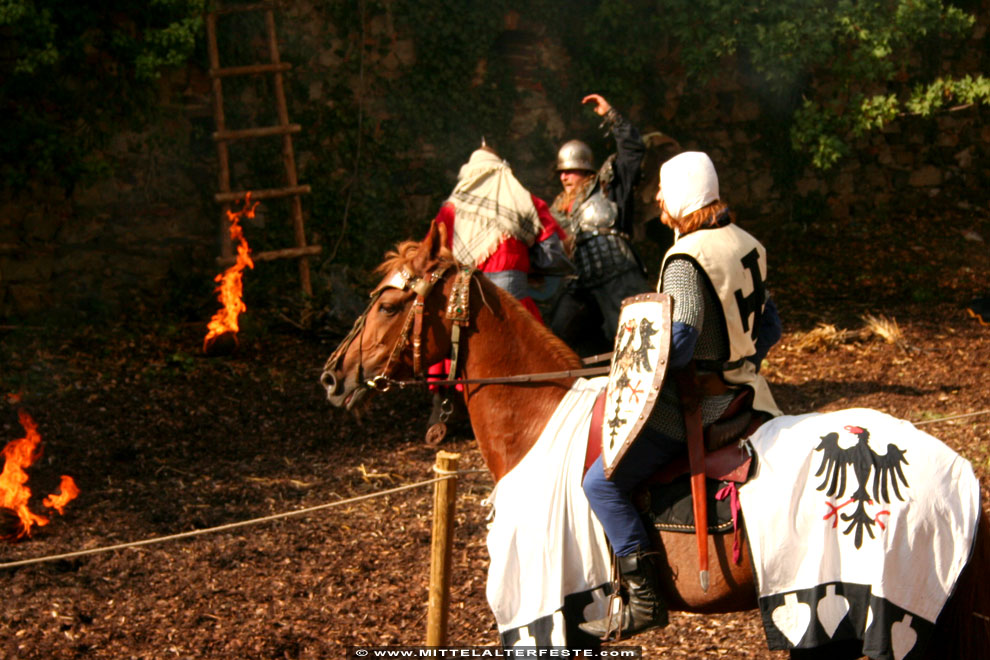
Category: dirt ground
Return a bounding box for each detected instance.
[1,208,988,659]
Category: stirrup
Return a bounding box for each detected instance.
[581,589,626,641]
[603,593,625,642]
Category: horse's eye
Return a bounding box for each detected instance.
[378,301,403,316]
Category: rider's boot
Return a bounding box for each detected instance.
[579,546,669,639]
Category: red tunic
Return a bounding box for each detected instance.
[428,195,566,387]
[432,195,565,321]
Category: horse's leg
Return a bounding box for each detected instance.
[653,526,757,613]
[923,510,990,660]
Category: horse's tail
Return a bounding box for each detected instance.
[926,509,990,660]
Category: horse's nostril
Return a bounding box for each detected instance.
[320,370,337,393]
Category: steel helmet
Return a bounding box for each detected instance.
[556,139,595,172]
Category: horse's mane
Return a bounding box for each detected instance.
[375,239,452,276]
[376,222,456,276]
[483,279,583,370]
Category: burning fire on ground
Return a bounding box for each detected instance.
[204,193,258,355]
[1,406,80,542]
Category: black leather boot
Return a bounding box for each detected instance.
[579,547,669,639]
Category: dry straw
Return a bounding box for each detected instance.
[792,314,906,352]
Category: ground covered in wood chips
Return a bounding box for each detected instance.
[1,208,989,659]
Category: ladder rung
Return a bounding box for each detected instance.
[211,62,291,78]
[210,3,276,17]
[213,124,301,141]
[217,245,322,266]
[215,185,311,203]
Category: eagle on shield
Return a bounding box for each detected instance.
[601,293,672,480]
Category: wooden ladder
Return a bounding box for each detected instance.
[205,1,320,296]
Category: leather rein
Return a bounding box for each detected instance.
[325,260,610,395]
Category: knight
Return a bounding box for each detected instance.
[548,94,652,356]
[580,151,783,639]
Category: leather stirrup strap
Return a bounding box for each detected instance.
[676,365,709,592]
[584,389,607,476]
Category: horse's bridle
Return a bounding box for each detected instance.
[324,260,611,396]
[323,260,472,393]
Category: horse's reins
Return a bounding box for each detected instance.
[379,350,614,389]
[378,363,611,390]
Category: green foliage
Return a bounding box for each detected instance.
[906,75,990,115]
[570,0,982,170]
[0,0,205,187]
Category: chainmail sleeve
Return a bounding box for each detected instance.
[661,257,729,363]
[662,258,704,330]
[640,257,734,443]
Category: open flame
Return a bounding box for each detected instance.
[204,193,258,353]
[1,409,79,541]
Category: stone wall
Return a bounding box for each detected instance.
[1,3,987,320]
[0,96,219,320]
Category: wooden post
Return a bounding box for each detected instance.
[426,451,460,646]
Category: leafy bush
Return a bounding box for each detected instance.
[0,0,205,187]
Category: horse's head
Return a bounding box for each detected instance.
[320,223,461,410]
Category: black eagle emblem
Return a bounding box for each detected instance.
[630,318,658,372]
[814,424,910,548]
[606,318,657,449]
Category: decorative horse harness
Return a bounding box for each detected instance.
[323,260,473,395]
[325,259,610,399]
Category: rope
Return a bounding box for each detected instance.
[6,408,987,571]
[913,409,990,426]
[0,468,487,571]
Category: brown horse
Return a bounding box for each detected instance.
[320,224,990,659]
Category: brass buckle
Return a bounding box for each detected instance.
[368,375,392,392]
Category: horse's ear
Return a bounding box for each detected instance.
[417,220,446,267]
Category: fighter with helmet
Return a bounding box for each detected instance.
[548,94,652,356]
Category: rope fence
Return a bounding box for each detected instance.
[2,408,988,642]
[912,409,990,426]
[0,465,487,571]
[4,408,988,572]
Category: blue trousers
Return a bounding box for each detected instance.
[582,428,684,557]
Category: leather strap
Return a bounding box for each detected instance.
[411,298,425,376]
[584,389,607,475]
[650,442,752,485]
[676,365,710,592]
[696,372,730,397]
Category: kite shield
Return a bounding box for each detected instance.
[602,292,673,480]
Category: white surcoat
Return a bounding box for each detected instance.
[661,224,781,416]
